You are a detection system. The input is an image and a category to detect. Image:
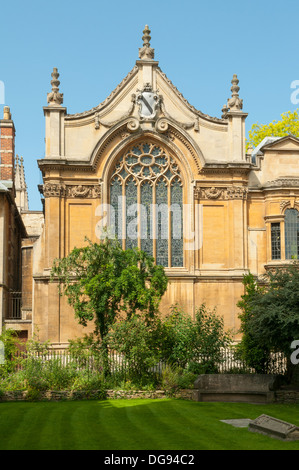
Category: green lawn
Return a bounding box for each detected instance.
[1,398,299,450]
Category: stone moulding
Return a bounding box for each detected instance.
[42,183,101,199]
[194,185,248,200]
[90,120,203,177]
[94,94,137,130]
[279,199,299,213]
[264,178,299,188]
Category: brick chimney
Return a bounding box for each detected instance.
[0,106,15,184]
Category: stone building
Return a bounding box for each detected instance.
[2,26,299,346]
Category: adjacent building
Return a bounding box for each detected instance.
[0,107,27,337]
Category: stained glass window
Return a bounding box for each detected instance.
[285,209,299,259]
[110,142,183,267]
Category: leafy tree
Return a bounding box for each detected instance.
[236,273,271,373]
[238,264,299,381]
[51,237,168,375]
[160,304,196,368]
[192,304,232,373]
[247,109,299,150]
[107,315,163,382]
[160,304,232,373]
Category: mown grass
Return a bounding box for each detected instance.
[0,399,299,450]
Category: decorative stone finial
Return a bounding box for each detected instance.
[139,25,155,60]
[47,67,64,106]
[226,74,243,112]
[3,106,11,120]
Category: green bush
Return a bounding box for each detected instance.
[160,304,232,372]
[71,370,104,392]
[161,365,196,396]
[26,388,42,401]
[107,315,163,381]
[0,329,21,378]
[0,302,235,394]
[0,370,26,392]
[22,357,49,391]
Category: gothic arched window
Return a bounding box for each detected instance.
[285,208,299,259]
[110,142,183,267]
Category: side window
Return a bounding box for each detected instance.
[271,222,281,260]
[285,209,299,259]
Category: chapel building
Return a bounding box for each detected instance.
[1,26,299,346]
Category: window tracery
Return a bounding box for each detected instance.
[110,142,183,267]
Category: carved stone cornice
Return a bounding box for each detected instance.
[264,178,299,188]
[42,183,101,199]
[194,184,248,200]
[199,162,252,176]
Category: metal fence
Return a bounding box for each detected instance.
[13,347,287,376]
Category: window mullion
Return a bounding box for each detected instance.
[168,180,171,268]
[152,182,157,263]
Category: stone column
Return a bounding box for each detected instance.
[43,68,66,158]
[223,75,248,162]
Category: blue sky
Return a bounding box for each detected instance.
[1,0,299,210]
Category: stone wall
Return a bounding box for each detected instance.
[1,388,298,403]
[274,390,299,404]
[0,388,195,402]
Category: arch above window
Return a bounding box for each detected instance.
[109,141,184,267]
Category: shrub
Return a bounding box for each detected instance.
[160,305,196,368]
[0,370,26,391]
[107,315,163,381]
[160,304,232,372]
[0,329,21,377]
[71,370,105,393]
[161,365,196,396]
